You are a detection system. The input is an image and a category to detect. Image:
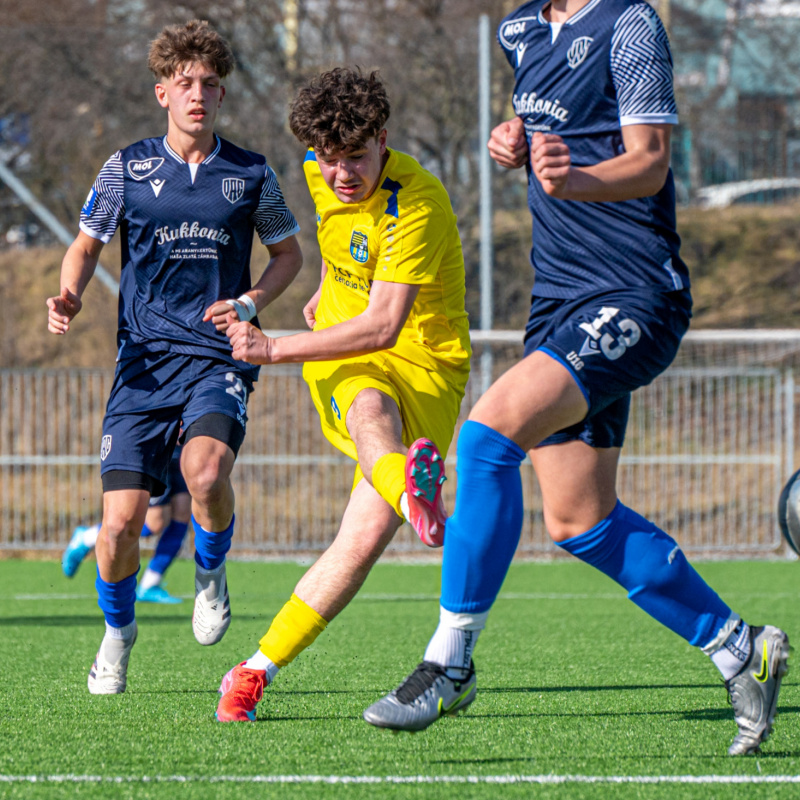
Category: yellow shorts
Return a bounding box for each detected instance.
[302,350,468,487]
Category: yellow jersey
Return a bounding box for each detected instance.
[303,148,471,375]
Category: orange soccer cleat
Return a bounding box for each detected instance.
[215,662,267,722]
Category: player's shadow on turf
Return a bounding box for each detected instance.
[681,705,800,722]
[482,684,723,693]
[0,615,188,626]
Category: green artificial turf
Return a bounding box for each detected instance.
[1,558,799,799]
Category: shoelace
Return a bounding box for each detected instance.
[395,661,445,704]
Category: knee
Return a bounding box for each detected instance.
[184,462,228,505]
[546,518,583,544]
[544,507,599,543]
[102,512,142,545]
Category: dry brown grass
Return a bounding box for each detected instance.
[4,202,799,370]
[2,229,323,369]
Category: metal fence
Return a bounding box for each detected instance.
[2,330,800,559]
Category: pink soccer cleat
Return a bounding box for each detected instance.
[405,438,447,548]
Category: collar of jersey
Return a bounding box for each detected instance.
[538,0,603,26]
[162,134,221,167]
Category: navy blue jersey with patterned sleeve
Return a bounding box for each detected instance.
[79,135,299,375]
[498,0,688,298]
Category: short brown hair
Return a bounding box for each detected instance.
[147,20,235,80]
[289,67,390,152]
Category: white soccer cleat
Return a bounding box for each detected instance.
[726,625,790,755]
[193,563,231,645]
[363,660,476,731]
[87,623,137,695]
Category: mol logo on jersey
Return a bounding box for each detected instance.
[222,177,245,204]
[127,158,165,181]
[567,36,594,69]
[349,230,369,263]
[498,15,535,49]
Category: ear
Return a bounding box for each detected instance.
[378,129,388,154]
[218,85,226,107]
[154,82,169,109]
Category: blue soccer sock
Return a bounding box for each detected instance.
[440,421,527,614]
[558,501,733,647]
[193,514,234,571]
[140,522,154,539]
[96,567,138,629]
[148,520,189,576]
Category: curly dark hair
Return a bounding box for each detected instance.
[289,67,391,152]
[148,20,235,80]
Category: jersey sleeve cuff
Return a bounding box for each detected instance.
[79,221,114,244]
[258,223,301,246]
[619,113,678,127]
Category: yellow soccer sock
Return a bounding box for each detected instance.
[371,452,407,518]
[258,594,328,668]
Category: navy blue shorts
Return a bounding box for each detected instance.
[148,446,188,507]
[100,352,253,494]
[524,288,691,448]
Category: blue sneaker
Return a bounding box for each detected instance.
[62,526,92,578]
[136,584,183,604]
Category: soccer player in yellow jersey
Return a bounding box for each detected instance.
[214,68,471,721]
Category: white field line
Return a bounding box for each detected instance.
[2,774,800,785]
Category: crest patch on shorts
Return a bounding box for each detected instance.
[100,435,112,461]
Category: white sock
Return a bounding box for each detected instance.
[104,620,137,641]
[139,568,162,592]
[196,561,225,576]
[423,607,488,678]
[83,524,101,548]
[400,492,410,523]
[710,621,751,680]
[244,649,280,683]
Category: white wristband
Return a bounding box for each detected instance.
[227,293,257,322]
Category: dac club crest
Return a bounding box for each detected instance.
[222,177,245,204]
[567,36,594,69]
[349,230,369,263]
[100,435,112,461]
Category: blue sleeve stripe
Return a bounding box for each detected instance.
[610,5,677,120]
[303,149,317,163]
[79,152,124,242]
[380,177,403,218]
[253,165,300,244]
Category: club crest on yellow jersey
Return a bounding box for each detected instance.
[349,230,369,263]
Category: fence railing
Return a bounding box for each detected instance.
[2,330,800,558]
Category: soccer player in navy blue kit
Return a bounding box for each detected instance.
[46,20,302,694]
[364,0,789,755]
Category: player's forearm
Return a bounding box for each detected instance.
[249,244,304,312]
[60,239,100,298]
[271,314,398,364]
[557,133,671,202]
